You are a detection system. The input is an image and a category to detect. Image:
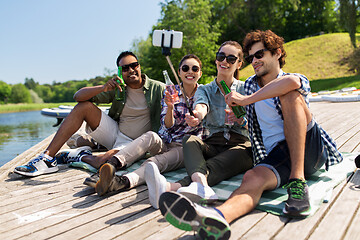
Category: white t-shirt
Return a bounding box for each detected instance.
[119,87,151,139]
[254,85,285,153]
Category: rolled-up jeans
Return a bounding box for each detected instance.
[178,132,253,187]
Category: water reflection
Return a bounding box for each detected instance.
[0,111,57,166]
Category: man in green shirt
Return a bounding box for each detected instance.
[14,51,165,186]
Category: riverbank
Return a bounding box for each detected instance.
[0,102,77,114]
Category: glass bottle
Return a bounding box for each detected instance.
[163,70,180,104]
[116,67,126,101]
[220,80,246,118]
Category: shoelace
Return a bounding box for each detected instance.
[28,154,44,166]
[282,180,306,199]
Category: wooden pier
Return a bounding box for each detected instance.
[0,101,359,240]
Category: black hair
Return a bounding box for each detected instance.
[116,51,138,67]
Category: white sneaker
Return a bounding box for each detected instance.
[177,182,218,203]
[145,162,167,209]
[54,146,92,164]
[14,152,59,177]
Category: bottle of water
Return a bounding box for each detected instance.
[163,70,180,104]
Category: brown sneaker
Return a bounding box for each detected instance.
[95,163,116,196]
[95,163,129,196]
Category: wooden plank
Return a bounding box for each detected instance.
[343,170,360,240]
[308,170,360,240]
[80,207,160,240]
[237,214,288,240]
[20,192,150,239]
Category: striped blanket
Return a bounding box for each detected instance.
[70,152,357,217]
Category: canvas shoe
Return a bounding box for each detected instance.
[14,152,59,177]
[177,182,218,203]
[159,191,231,240]
[54,146,92,164]
[83,171,99,188]
[144,162,167,209]
[95,163,129,196]
[283,178,311,217]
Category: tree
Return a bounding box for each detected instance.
[10,84,32,103]
[340,0,359,48]
[0,80,11,104]
[24,77,37,90]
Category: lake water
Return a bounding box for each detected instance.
[0,111,58,167]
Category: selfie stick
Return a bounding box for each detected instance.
[161,33,194,116]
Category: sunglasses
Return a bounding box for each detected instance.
[245,49,269,63]
[216,52,239,64]
[120,62,139,72]
[181,65,200,72]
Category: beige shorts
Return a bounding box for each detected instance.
[85,111,132,151]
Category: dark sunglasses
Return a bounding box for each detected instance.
[216,52,239,64]
[120,62,139,72]
[245,49,269,63]
[181,65,200,72]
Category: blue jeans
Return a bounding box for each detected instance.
[256,120,328,188]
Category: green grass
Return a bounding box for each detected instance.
[0,102,77,114]
[310,75,360,92]
[239,33,360,92]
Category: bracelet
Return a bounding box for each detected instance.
[240,117,247,127]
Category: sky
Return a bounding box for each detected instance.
[0,0,164,85]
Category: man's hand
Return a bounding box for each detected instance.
[103,76,125,92]
[225,92,248,107]
[185,110,202,127]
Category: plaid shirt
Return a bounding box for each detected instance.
[158,84,205,143]
[244,70,343,168]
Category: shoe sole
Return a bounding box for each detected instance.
[145,162,162,209]
[159,191,231,240]
[14,166,59,177]
[283,206,311,217]
[95,164,114,196]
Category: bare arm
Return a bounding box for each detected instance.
[163,91,176,128]
[73,76,124,102]
[225,75,301,106]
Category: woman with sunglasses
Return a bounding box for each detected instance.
[151,42,253,210]
[93,54,205,198]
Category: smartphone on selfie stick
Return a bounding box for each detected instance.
[153,29,194,116]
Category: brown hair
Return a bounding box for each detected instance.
[243,30,287,68]
[178,54,202,70]
[217,41,243,79]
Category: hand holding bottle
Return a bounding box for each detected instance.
[163,70,180,104]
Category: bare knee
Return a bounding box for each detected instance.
[242,167,277,191]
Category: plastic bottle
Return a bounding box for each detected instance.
[220,80,246,118]
[116,67,126,101]
[163,70,180,104]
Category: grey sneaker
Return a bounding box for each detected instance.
[83,172,99,188]
[95,163,129,196]
[159,191,231,240]
[283,178,311,217]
